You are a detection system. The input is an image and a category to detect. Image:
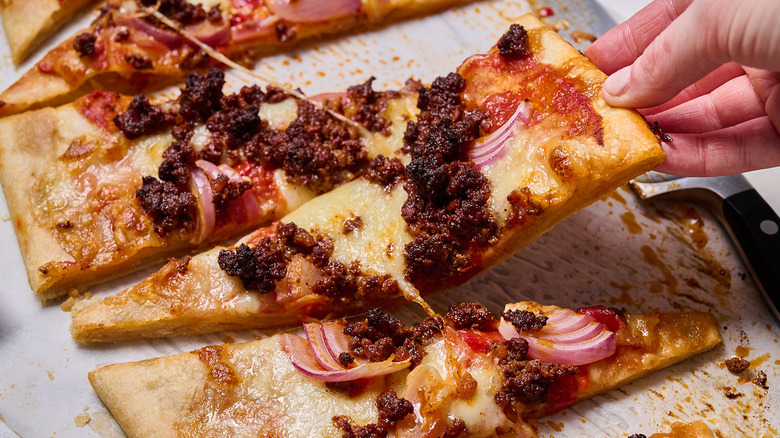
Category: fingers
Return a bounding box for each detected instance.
[585,0,693,74]
[655,117,780,176]
[602,0,780,109]
[641,63,745,115]
[645,75,765,133]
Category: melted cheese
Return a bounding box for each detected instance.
[259,98,300,130]
[480,124,567,226]
[283,179,412,283]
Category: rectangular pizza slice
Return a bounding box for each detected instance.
[87,301,722,437]
[0,0,97,64]
[0,70,415,301]
[0,0,476,117]
[69,15,666,343]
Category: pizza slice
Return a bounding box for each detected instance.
[0,0,476,117]
[87,301,722,437]
[0,67,415,302]
[70,15,665,343]
[0,0,98,64]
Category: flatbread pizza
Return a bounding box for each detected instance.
[0,68,413,301]
[88,301,722,437]
[70,15,665,343]
[0,0,477,117]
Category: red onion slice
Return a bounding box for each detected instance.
[190,168,215,242]
[499,304,617,366]
[539,321,605,344]
[303,323,343,371]
[468,101,533,169]
[525,330,616,366]
[127,17,185,48]
[320,321,357,365]
[266,0,360,24]
[280,334,410,382]
[195,159,223,180]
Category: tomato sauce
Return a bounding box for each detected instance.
[458,51,604,144]
[75,90,123,133]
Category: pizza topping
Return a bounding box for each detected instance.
[332,390,413,438]
[265,0,361,25]
[576,305,626,332]
[159,140,196,188]
[342,216,363,234]
[135,176,197,236]
[217,222,334,293]
[375,390,414,428]
[137,0,208,25]
[344,309,411,362]
[343,77,395,134]
[467,100,533,169]
[73,32,97,56]
[218,242,287,294]
[280,333,410,382]
[365,155,406,190]
[113,95,170,139]
[725,357,750,374]
[179,69,226,123]
[445,302,499,331]
[498,305,617,366]
[260,100,366,194]
[124,53,153,70]
[502,308,547,333]
[492,337,579,417]
[401,73,495,289]
[496,24,530,59]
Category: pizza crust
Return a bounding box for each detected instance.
[0,0,96,64]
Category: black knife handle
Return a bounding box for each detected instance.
[723,189,780,320]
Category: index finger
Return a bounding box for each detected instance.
[585,0,693,74]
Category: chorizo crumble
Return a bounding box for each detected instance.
[115,68,394,237]
[333,390,413,438]
[401,73,495,289]
[445,302,498,331]
[502,308,547,333]
[73,32,97,56]
[496,24,531,59]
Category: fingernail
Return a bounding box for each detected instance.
[604,66,631,97]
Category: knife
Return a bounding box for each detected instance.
[630,172,780,322]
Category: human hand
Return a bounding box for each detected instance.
[585,0,780,176]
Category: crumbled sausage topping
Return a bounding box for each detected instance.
[724,357,750,375]
[125,53,153,70]
[342,216,363,234]
[113,95,170,139]
[179,68,225,123]
[401,73,495,289]
[136,0,207,25]
[344,77,396,135]
[490,336,578,418]
[135,176,196,236]
[445,302,498,331]
[502,309,547,333]
[333,390,413,438]
[344,309,411,362]
[497,24,531,59]
[157,140,195,188]
[73,32,97,56]
[443,419,469,437]
[217,222,332,293]
[365,155,406,190]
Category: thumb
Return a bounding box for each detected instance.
[602,0,780,109]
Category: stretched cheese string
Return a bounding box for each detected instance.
[148,9,371,137]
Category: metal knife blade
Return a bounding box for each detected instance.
[630,172,780,322]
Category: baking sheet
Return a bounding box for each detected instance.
[0,1,777,437]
